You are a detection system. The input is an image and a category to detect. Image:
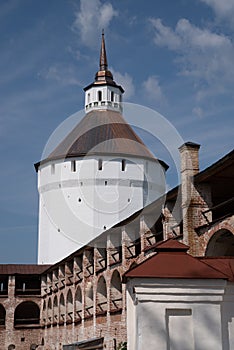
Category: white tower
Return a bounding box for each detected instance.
[36,33,167,264]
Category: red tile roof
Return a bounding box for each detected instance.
[0,264,51,275]
[125,239,229,280]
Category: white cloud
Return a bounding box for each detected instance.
[150,18,234,96]
[176,18,231,49]
[150,19,182,50]
[39,64,82,87]
[111,68,135,100]
[73,0,118,48]
[192,106,203,118]
[142,75,164,102]
[200,0,234,23]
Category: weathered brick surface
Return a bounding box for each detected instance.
[0,144,233,349]
[195,216,234,256]
[0,221,155,349]
[179,143,215,255]
[1,211,233,349]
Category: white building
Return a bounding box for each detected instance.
[35,33,167,264]
[125,239,234,350]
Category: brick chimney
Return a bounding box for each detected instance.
[179,142,200,253]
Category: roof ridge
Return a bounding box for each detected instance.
[124,243,229,280]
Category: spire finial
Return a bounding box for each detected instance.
[100,30,108,71]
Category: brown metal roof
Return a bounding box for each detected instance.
[199,257,234,282]
[153,239,189,251]
[125,239,229,280]
[35,110,160,170]
[0,264,51,275]
[195,149,234,183]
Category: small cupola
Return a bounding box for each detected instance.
[84,31,124,113]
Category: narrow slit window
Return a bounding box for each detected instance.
[98,159,103,171]
[98,91,102,101]
[105,181,107,186]
[51,164,55,175]
[71,160,76,172]
[122,159,126,171]
[87,93,90,103]
[111,91,114,102]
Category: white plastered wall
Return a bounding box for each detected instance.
[85,85,122,113]
[37,156,165,264]
[127,278,233,350]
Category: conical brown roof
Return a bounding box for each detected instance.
[35,110,163,170]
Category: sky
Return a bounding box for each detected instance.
[0,0,233,263]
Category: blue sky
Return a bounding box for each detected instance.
[0,0,233,263]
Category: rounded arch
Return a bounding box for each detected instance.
[66,289,73,322]
[206,229,234,256]
[14,301,40,326]
[85,283,93,318]
[59,293,65,323]
[0,304,6,326]
[110,270,122,311]
[96,276,107,314]
[47,297,52,324]
[42,299,46,325]
[8,345,15,350]
[75,286,82,321]
[53,295,58,323]
[97,90,102,101]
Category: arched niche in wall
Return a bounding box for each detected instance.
[110,270,122,312]
[0,304,6,326]
[47,298,52,325]
[42,299,46,325]
[85,283,93,318]
[59,293,65,324]
[8,345,15,350]
[96,276,107,314]
[75,286,82,322]
[14,301,40,327]
[53,295,58,324]
[66,289,73,323]
[206,229,234,256]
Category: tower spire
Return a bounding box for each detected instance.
[83,31,124,113]
[100,29,108,71]
[95,30,113,83]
